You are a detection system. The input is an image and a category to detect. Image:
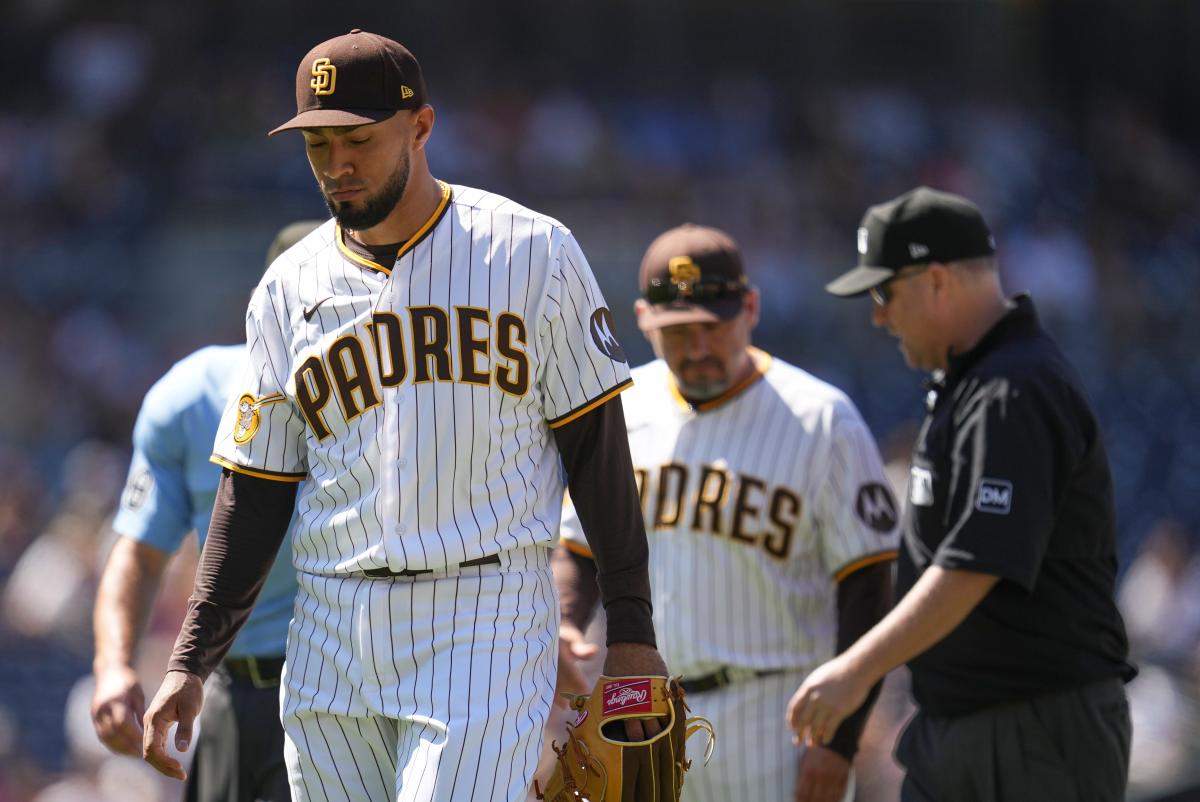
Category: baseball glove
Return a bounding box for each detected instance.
[534,675,715,802]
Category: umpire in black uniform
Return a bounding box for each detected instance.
[787,186,1136,801]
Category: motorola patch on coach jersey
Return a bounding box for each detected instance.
[855,482,898,532]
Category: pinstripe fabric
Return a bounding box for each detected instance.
[560,352,894,796]
[562,353,897,676]
[282,546,557,802]
[209,185,627,800]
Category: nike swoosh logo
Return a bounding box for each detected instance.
[303,297,332,322]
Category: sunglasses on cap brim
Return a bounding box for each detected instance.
[644,277,747,305]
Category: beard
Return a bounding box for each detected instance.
[673,356,729,401]
[324,154,411,231]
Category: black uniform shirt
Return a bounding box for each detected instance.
[898,294,1136,717]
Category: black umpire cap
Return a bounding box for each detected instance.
[825,186,997,297]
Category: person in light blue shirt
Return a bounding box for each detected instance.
[90,221,320,802]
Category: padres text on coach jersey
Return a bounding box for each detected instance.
[213,184,631,573]
[561,353,897,683]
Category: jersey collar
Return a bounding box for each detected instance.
[335,180,453,275]
[944,293,1040,388]
[669,347,772,414]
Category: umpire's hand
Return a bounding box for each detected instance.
[143,669,204,780]
[91,664,145,756]
[787,655,870,747]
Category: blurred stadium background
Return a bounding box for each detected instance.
[1,1,1198,800]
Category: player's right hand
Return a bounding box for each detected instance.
[555,623,597,707]
[142,669,204,781]
[91,664,146,756]
[602,642,672,741]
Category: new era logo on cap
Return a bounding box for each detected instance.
[908,242,930,259]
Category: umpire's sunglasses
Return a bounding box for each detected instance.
[645,276,747,305]
[869,264,932,306]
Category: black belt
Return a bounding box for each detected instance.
[222,655,285,689]
[362,554,500,578]
[680,666,788,695]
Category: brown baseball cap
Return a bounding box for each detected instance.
[637,224,749,331]
[269,29,427,136]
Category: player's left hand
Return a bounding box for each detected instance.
[793,745,851,802]
[787,655,870,747]
[601,642,671,741]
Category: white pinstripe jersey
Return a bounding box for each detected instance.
[560,350,898,676]
[212,182,631,575]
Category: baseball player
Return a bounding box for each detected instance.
[141,30,668,802]
[555,224,899,802]
[91,220,320,802]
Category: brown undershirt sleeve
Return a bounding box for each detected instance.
[552,396,655,647]
[167,469,298,679]
[827,560,894,760]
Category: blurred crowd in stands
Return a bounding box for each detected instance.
[1,3,1197,800]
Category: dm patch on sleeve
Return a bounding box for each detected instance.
[975,478,1013,514]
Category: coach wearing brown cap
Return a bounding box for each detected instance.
[791,187,1136,801]
[556,223,898,802]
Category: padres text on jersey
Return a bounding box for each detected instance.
[213,183,632,576]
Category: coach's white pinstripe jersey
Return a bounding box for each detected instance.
[212,182,631,575]
[560,350,898,676]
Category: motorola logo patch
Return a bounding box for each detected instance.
[589,308,626,362]
[855,482,898,532]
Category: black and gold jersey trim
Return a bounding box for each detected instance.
[210,455,308,483]
[547,378,633,429]
[335,180,454,275]
[834,549,898,583]
[669,347,773,414]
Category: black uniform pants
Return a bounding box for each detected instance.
[185,659,290,802]
[896,677,1130,802]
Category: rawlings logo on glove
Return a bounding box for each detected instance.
[603,680,652,715]
[535,675,715,802]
